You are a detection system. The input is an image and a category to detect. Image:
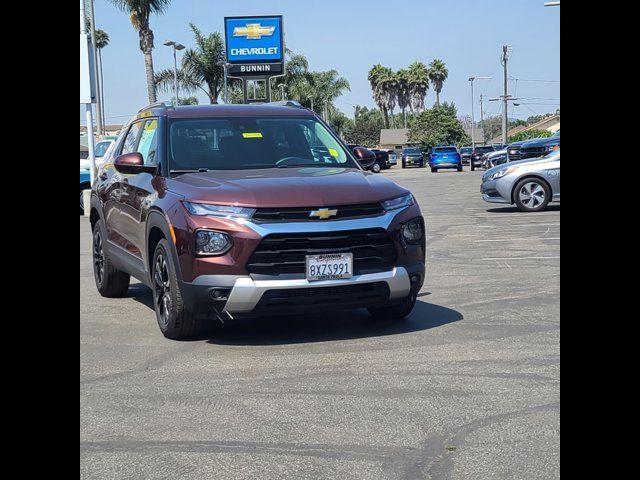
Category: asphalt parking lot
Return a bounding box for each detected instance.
[80,168,559,479]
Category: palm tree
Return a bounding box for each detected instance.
[368,64,397,128]
[154,24,226,103]
[110,0,171,103]
[407,61,429,113]
[395,69,411,128]
[94,29,110,129]
[428,59,448,107]
[272,49,309,101]
[296,70,350,119]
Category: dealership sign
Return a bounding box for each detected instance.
[224,16,284,77]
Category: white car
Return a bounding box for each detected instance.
[482,149,508,169]
[80,139,115,170]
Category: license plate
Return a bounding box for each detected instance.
[306,253,353,281]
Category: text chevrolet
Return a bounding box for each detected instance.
[89,103,426,339]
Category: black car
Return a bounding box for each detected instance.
[369,149,397,173]
[347,144,377,170]
[401,147,424,168]
[519,130,560,160]
[506,140,527,162]
[469,145,496,171]
[459,146,473,165]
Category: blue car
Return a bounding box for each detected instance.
[80,169,91,215]
[429,146,463,173]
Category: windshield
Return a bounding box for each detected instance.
[94,141,112,158]
[475,146,494,153]
[433,147,457,153]
[460,147,472,154]
[543,148,560,159]
[168,117,358,171]
[404,148,421,154]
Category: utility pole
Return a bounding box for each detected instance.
[87,0,102,136]
[80,0,97,188]
[468,76,491,150]
[501,45,510,144]
[479,94,484,126]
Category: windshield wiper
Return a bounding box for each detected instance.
[169,168,210,174]
[277,163,324,168]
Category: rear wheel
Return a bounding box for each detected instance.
[368,292,417,320]
[513,178,551,212]
[470,162,475,171]
[152,239,204,339]
[402,161,406,168]
[457,165,463,172]
[371,161,382,173]
[92,219,130,297]
[431,167,437,173]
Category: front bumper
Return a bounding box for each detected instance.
[181,264,424,317]
[480,178,511,204]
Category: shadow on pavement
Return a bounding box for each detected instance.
[206,300,462,346]
[486,204,560,214]
[126,283,462,346]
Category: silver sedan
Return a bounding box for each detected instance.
[480,150,560,212]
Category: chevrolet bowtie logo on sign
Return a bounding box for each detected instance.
[309,208,338,220]
[233,23,276,40]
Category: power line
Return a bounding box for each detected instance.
[508,76,559,83]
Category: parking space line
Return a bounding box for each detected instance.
[481,256,560,260]
[475,238,560,242]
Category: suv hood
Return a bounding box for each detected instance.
[521,136,560,148]
[167,167,409,208]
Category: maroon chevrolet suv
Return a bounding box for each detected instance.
[89,102,425,339]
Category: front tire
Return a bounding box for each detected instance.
[92,219,130,297]
[470,162,475,171]
[457,165,463,172]
[513,178,551,212]
[431,167,437,173]
[368,292,417,320]
[152,239,204,339]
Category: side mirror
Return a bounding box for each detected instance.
[114,153,156,174]
[352,146,376,169]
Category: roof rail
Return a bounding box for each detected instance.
[137,101,173,113]
[264,100,305,109]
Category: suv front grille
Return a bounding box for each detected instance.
[246,228,397,275]
[253,282,391,313]
[252,203,384,222]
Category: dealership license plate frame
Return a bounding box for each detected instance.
[306,253,353,281]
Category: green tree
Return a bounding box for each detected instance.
[428,59,448,107]
[343,107,385,147]
[300,70,350,119]
[407,61,429,113]
[154,23,226,103]
[110,0,171,103]
[174,96,199,105]
[327,110,352,137]
[408,105,470,150]
[508,129,552,143]
[272,49,310,101]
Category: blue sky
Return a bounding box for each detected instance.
[83,0,559,125]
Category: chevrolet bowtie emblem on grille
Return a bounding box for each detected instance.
[232,23,276,40]
[309,208,338,220]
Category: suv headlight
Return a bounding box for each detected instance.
[402,218,424,244]
[382,193,414,211]
[195,229,232,255]
[183,201,255,219]
[487,166,517,181]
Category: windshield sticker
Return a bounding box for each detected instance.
[242,132,263,138]
[328,148,339,157]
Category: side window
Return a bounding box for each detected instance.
[137,119,159,165]
[121,121,144,155]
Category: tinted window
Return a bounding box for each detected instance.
[404,148,421,154]
[459,147,472,154]
[169,117,358,171]
[433,147,457,153]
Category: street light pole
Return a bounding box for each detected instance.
[164,40,185,106]
[87,0,103,136]
[468,76,492,150]
[501,45,511,144]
